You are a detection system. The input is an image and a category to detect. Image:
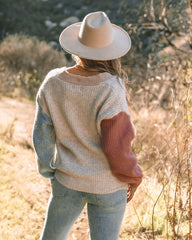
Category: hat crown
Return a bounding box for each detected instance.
[78,12,113,48]
[59,11,131,60]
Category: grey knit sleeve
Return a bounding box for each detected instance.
[32,100,56,179]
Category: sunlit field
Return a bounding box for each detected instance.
[0,1,192,237]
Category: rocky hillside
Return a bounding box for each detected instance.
[0,0,191,107]
[0,0,135,45]
[0,0,188,54]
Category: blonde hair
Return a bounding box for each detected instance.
[72,55,130,103]
[72,55,125,79]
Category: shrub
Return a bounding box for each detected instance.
[127,63,192,239]
[0,34,68,97]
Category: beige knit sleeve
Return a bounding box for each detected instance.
[96,87,129,135]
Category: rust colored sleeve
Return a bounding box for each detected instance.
[101,112,143,188]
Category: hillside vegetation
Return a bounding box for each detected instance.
[0,0,192,239]
[0,33,191,240]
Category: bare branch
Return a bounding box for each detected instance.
[150,0,156,22]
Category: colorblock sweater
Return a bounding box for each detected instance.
[33,67,143,194]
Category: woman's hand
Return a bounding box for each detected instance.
[127,185,137,203]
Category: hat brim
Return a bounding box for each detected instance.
[59,22,131,60]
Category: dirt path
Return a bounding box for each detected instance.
[0,97,89,240]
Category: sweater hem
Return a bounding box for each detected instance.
[55,170,128,194]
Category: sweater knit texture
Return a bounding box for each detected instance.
[101,112,143,188]
[34,67,135,194]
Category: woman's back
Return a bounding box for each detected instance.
[37,68,129,193]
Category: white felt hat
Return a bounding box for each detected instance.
[59,11,131,60]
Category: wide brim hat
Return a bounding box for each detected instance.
[59,11,131,60]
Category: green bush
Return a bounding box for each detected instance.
[0,34,68,97]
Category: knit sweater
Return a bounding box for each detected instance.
[33,67,143,194]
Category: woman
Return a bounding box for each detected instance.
[33,11,143,240]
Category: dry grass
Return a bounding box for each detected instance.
[0,99,50,240]
[0,140,50,240]
[119,80,192,239]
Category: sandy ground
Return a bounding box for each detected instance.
[0,97,89,240]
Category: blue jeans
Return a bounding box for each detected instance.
[40,178,127,240]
